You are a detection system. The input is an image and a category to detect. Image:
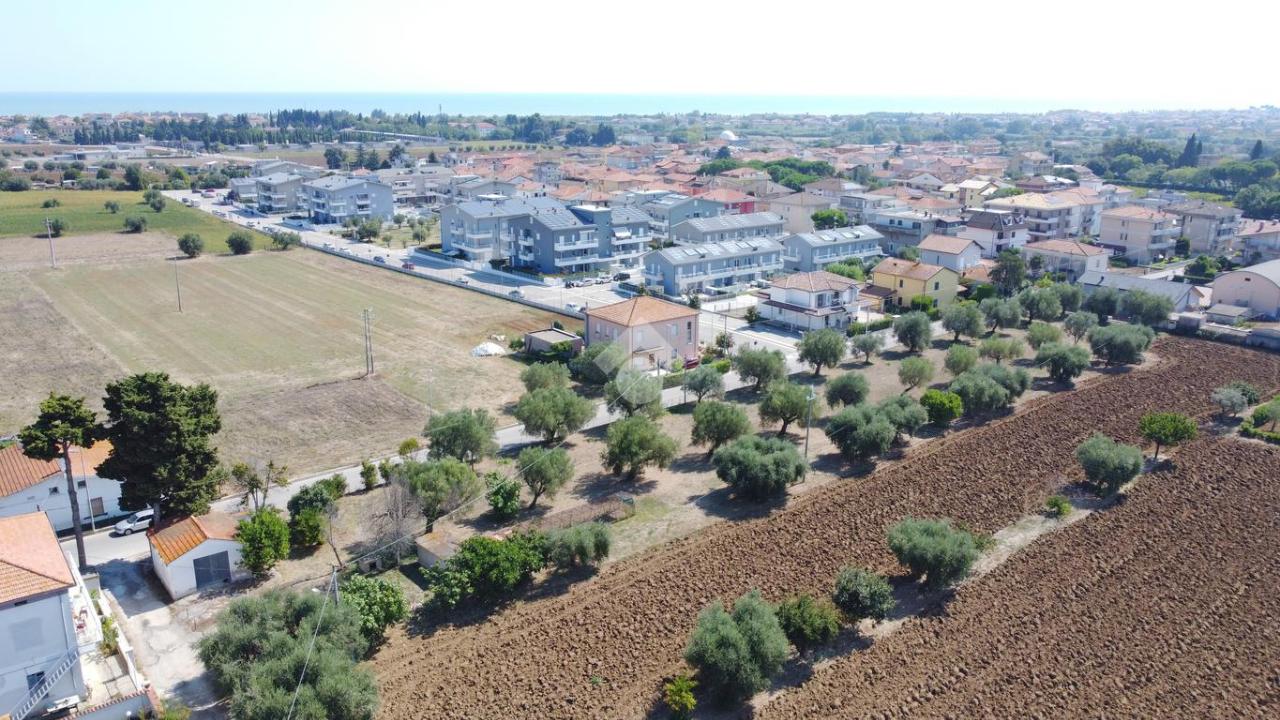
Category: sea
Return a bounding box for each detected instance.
[0,92,1147,118]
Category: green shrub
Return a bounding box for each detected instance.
[339,574,408,643]
[426,532,547,609]
[684,590,789,703]
[99,616,120,655]
[712,435,806,501]
[1045,495,1071,518]
[775,594,840,654]
[886,517,981,589]
[832,566,895,622]
[317,473,347,501]
[1075,433,1143,496]
[544,522,611,568]
[237,508,290,576]
[289,507,326,547]
[663,674,697,720]
[177,233,203,258]
[920,389,963,427]
[485,472,521,522]
[123,215,147,233]
[226,230,253,255]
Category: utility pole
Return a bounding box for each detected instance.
[45,217,57,269]
[173,259,184,313]
[802,386,816,479]
[362,308,375,376]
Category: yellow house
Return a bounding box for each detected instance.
[871,257,959,309]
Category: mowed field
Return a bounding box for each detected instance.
[0,190,271,252]
[1,248,571,474]
[371,337,1280,719]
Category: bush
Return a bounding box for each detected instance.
[99,616,119,656]
[340,574,408,642]
[602,415,677,480]
[42,197,60,208]
[226,231,253,255]
[897,356,934,391]
[1045,495,1071,518]
[825,403,896,460]
[1252,398,1280,432]
[485,472,521,521]
[832,566,895,622]
[123,215,147,233]
[544,522,610,568]
[824,372,869,407]
[1138,412,1197,461]
[775,594,840,654]
[886,518,981,589]
[684,590,790,703]
[892,311,933,353]
[713,435,806,501]
[1075,433,1143,496]
[691,401,751,457]
[1211,386,1248,419]
[317,473,347,501]
[944,343,977,376]
[177,233,203,258]
[271,231,301,250]
[1088,323,1155,366]
[920,389,964,427]
[520,361,571,392]
[427,533,546,608]
[237,508,290,576]
[1026,320,1063,349]
[360,459,377,490]
[46,217,66,237]
[289,507,327,547]
[103,200,121,214]
[287,484,334,518]
[663,675,697,720]
[1036,342,1091,384]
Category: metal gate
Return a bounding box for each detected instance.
[192,551,231,589]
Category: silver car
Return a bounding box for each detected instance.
[113,508,154,535]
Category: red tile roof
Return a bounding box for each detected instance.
[585,296,698,327]
[148,512,240,564]
[0,443,60,497]
[0,512,74,604]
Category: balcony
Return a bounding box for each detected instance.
[1151,226,1180,238]
[555,238,599,251]
[611,247,647,260]
[554,254,600,266]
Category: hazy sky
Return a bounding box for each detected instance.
[5,0,1278,110]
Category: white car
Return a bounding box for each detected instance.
[114,508,155,535]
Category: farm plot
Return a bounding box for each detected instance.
[371,337,1280,720]
[5,250,571,473]
[760,435,1280,719]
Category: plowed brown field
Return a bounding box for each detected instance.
[760,436,1280,719]
[372,338,1280,719]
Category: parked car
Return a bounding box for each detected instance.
[509,289,525,298]
[565,302,582,313]
[579,278,596,286]
[114,508,154,535]
[564,280,579,288]
[374,256,386,264]
[455,277,469,285]
[612,272,631,281]
[401,261,415,269]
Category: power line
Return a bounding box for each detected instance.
[285,568,336,720]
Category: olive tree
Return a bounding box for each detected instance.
[797,328,846,376]
[517,446,574,507]
[1025,320,1063,349]
[1063,310,1098,342]
[941,302,983,342]
[824,372,869,407]
[684,590,790,702]
[683,364,725,402]
[759,381,812,436]
[824,404,896,460]
[712,435,806,501]
[832,566,896,622]
[733,347,786,391]
[850,333,884,364]
[1036,342,1091,384]
[886,517,981,589]
[892,311,933,353]
[1075,433,1143,495]
[601,416,677,480]
[691,401,751,457]
[944,343,977,376]
[897,356,934,391]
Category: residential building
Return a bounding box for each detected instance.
[1211,259,1280,320]
[148,512,250,600]
[1077,270,1199,314]
[782,226,884,272]
[803,177,865,199]
[440,196,563,263]
[916,234,982,273]
[0,441,121,533]
[302,175,394,224]
[508,204,604,275]
[760,271,867,331]
[568,204,654,268]
[1166,201,1242,255]
[1098,205,1181,263]
[986,191,1083,240]
[644,238,784,296]
[1238,219,1280,263]
[871,257,959,308]
[864,207,965,255]
[1010,150,1053,177]
[840,192,903,224]
[699,187,756,215]
[583,296,700,370]
[669,212,784,245]
[254,172,304,214]
[375,170,445,206]
[767,192,837,233]
[640,193,722,240]
[956,177,1002,208]
[1014,175,1077,194]
[1022,239,1110,281]
[956,208,1028,257]
[0,513,91,719]
[251,159,324,179]
[523,328,584,356]
[453,177,516,200]
[227,177,257,203]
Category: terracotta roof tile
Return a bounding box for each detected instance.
[0,442,61,497]
[0,512,74,604]
[873,257,950,281]
[917,234,978,255]
[770,271,858,293]
[148,512,240,565]
[585,296,698,327]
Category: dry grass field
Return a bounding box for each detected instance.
[1,247,573,474]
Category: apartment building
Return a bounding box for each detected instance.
[767,192,837,233]
[985,192,1081,240]
[639,193,723,240]
[254,172,304,213]
[643,237,784,296]
[782,226,884,272]
[506,204,654,275]
[1166,200,1242,255]
[1021,239,1110,281]
[440,197,563,263]
[864,207,965,255]
[956,208,1028,257]
[699,187,756,215]
[1238,219,1280,263]
[375,169,446,206]
[840,192,904,224]
[1098,205,1181,263]
[669,211,785,245]
[302,175,394,224]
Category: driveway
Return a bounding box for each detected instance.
[98,558,228,718]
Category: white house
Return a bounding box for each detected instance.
[1021,239,1110,282]
[916,234,982,273]
[148,512,249,600]
[0,513,94,719]
[0,442,122,533]
[1211,259,1280,320]
[760,270,867,331]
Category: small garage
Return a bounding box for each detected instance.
[147,512,249,600]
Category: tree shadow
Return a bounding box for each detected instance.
[694,485,787,522]
[568,470,658,503]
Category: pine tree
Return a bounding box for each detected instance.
[1176,133,1201,168]
[1251,140,1265,161]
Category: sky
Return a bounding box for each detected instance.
[4,0,1278,111]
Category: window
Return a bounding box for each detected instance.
[91,497,105,516]
[898,279,904,288]
[934,281,940,291]
[49,485,59,495]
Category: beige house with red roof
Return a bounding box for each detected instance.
[583,296,700,370]
[917,234,982,272]
[760,271,869,331]
[1021,239,1110,281]
[148,512,247,600]
[1099,205,1181,263]
[0,441,122,534]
